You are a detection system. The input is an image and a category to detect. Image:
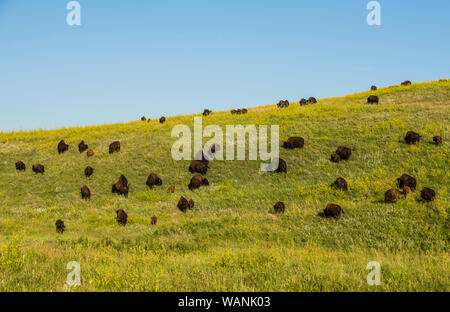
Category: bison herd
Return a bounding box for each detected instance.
[13,81,443,232]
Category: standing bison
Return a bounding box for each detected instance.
[32,164,45,174]
[188,175,209,190]
[116,209,128,225]
[367,95,379,104]
[112,175,129,197]
[109,141,121,154]
[177,196,194,212]
[397,173,417,191]
[15,161,26,171]
[58,140,69,154]
[323,204,343,219]
[404,131,421,144]
[146,173,163,189]
[189,160,209,175]
[55,219,65,234]
[273,202,285,213]
[78,141,88,153]
[85,166,94,178]
[81,185,91,200]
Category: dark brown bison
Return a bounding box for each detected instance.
[146,173,162,189]
[367,95,379,104]
[231,109,237,114]
[167,186,175,193]
[86,149,95,157]
[55,219,65,234]
[112,175,129,197]
[109,141,121,154]
[332,177,348,191]
[370,85,377,91]
[336,146,351,160]
[189,160,209,175]
[151,215,158,225]
[330,153,341,163]
[116,209,128,225]
[323,204,342,219]
[177,196,194,212]
[397,173,417,191]
[385,187,410,203]
[188,175,209,190]
[420,187,436,202]
[307,97,317,104]
[81,185,91,200]
[241,108,248,114]
[159,116,166,123]
[141,116,147,121]
[203,109,212,116]
[274,158,287,173]
[78,141,88,153]
[32,164,45,174]
[401,80,412,86]
[15,161,26,171]
[273,202,285,213]
[277,100,289,108]
[433,136,442,145]
[299,98,307,106]
[58,140,69,154]
[85,166,93,178]
[283,137,305,149]
[404,131,420,144]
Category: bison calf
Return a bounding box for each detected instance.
[323,204,342,219]
[167,186,175,193]
[87,150,95,157]
[116,209,128,225]
[146,173,162,189]
[55,219,65,234]
[15,161,26,171]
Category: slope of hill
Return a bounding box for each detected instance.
[0,80,449,291]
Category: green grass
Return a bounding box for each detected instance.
[0,80,449,291]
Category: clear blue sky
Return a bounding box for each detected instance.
[0,0,449,132]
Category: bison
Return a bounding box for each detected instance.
[273,202,285,213]
[141,116,147,121]
[15,161,26,171]
[116,209,128,225]
[177,196,194,212]
[167,186,175,193]
[85,166,93,178]
[370,85,377,91]
[397,173,417,191]
[274,158,287,173]
[336,146,351,160]
[404,131,421,144]
[420,187,436,202]
[323,204,342,219]
[188,175,209,190]
[86,149,95,157]
[151,215,158,225]
[32,164,45,174]
[283,137,305,149]
[112,174,129,197]
[159,116,166,123]
[367,95,379,104]
[109,141,121,154]
[307,97,317,104]
[146,173,162,189]
[78,141,88,153]
[203,109,212,116]
[189,160,209,175]
[332,177,348,191]
[384,187,410,203]
[58,140,69,154]
[55,219,65,234]
[433,136,442,145]
[299,98,307,106]
[330,153,341,163]
[277,100,289,108]
[81,185,91,200]
[401,80,412,86]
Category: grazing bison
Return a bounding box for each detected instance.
[109,141,121,154]
[330,153,341,163]
[371,85,377,91]
[32,164,45,174]
[401,80,412,86]
[433,136,442,145]
[159,116,166,123]
[241,108,248,114]
[151,215,158,225]
[189,160,209,175]
[274,158,287,173]
[323,204,342,219]
[203,109,212,116]
[307,97,317,104]
[273,202,285,213]
[116,209,128,225]
[332,177,348,191]
[336,146,351,160]
[81,185,91,200]
[277,100,290,108]
[421,187,436,202]
[367,95,379,104]
[384,187,410,203]
[15,161,26,171]
[57,140,69,154]
[146,173,162,189]
[78,141,88,153]
[404,131,421,144]
[112,175,129,197]
[85,166,93,178]
[167,186,175,193]
[397,173,417,191]
[299,98,307,106]
[177,196,194,212]
[86,149,95,157]
[283,137,305,149]
[141,116,146,121]
[55,219,65,234]
[188,175,209,190]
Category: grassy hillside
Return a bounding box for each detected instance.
[0,80,449,291]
